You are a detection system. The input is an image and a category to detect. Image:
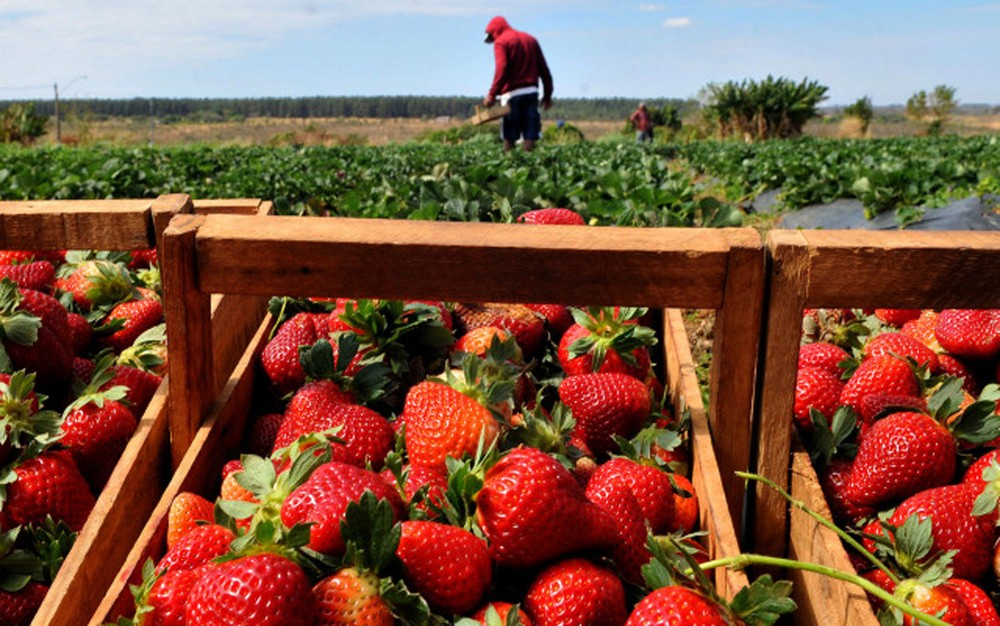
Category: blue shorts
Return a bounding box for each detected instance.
[501,93,541,142]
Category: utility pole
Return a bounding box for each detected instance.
[53,82,60,143]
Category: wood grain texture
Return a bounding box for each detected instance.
[191,198,267,215]
[190,215,733,307]
[0,199,159,250]
[664,309,748,600]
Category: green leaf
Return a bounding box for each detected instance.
[730,575,797,626]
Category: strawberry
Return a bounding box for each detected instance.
[897,579,973,626]
[246,412,285,457]
[2,449,95,531]
[857,392,928,428]
[260,312,330,394]
[901,310,942,351]
[471,603,533,625]
[0,250,61,266]
[793,366,844,431]
[945,578,1000,626]
[0,284,73,394]
[156,523,235,574]
[557,307,656,379]
[935,309,1000,361]
[99,295,164,353]
[889,482,999,581]
[167,491,216,548]
[875,308,923,327]
[524,303,574,340]
[516,207,586,225]
[669,473,700,533]
[313,567,394,626]
[0,371,61,467]
[475,446,617,569]
[844,411,956,510]
[558,372,651,456]
[0,261,55,293]
[143,567,203,626]
[280,461,405,555]
[584,456,676,534]
[396,520,492,615]
[128,248,158,270]
[382,463,448,518]
[61,387,138,489]
[54,258,135,312]
[185,552,319,626]
[65,311,92,355]
[452,302,546,358]
[819,457,875,525]
[102,363,162,416]
[0,581,48,626]
[400,379,500,471]
[938,353,981,395]
[797,341,850,376]
[454,326,519,360]
[523,558,627,626]
[863,331,940,373]
[273,380,393,469]
[625,586,736,625]
[585,481,651,583]
[839,354,920,417]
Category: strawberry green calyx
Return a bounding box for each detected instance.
[116,323,167,373]
[0,279,42,370]
[807,405,859,471]
[0,526,44,593]
[567,306,657,370]
[65,352,129,413]
[947,382,1000,446]
[508,399,576,455]
[0,370,63,451]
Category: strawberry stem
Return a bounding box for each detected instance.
[697,553,949,626]
[736,470,897,583]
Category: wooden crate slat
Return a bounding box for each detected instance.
[191,215,732,307]
[0,199,156,250]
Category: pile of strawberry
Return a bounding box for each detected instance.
[116,208,794,626]
[0,248,166,625]
[794,307,1000,623]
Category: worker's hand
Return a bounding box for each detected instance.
[483,95,496,107]
[541,97,552,111]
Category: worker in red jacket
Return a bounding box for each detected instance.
[482,16,553,152]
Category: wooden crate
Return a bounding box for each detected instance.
[0,195,269,626]
[749,229,1000,624]
[470,103,510,125]
[90,216,764,623]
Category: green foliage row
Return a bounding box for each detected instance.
[678,135,1000,221]
[0,142,743,228]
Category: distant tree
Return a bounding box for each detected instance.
[0,103,47,145]
[906,85,957,135]
[649,104,683,139]
[843,96,874,136]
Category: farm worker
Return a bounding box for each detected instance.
[630,102,654,143]
[482,15,553,152]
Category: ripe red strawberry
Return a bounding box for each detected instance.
[396,520,492,615]
[0,250,59,265]
[797,341,850,376]
[280,461,405,555]
[61,391,138,489]
[454,326,518,360]
[935,309,1000,361]
[0,581,48,626]
[401,379,500,471]
[167,491,216,548]
[898,579,973,625]
[864,331,940,373]
[839,354,919,416]
[626,585,737,625]
[819,457,875,525]
[585,482,651,583]
[938,354,981,395]
[156,523,235,574]
[1,286,74,393]
[523,558,626,626]
[312,567,394,626]
[889,482,999,581]
[585,456,676,534]
[0,261,55,293]
[100,296,164,353]
[128,247,158,270]
[524,303,574,340]
[102,364,162,416]
[247,412,285,457]
[273,380,393,469]
[381,463,448,517]
[557,307,655,379]
[845,411,956,510]
[65,311,92,355]
[260,312,331,394]
[857,393,928,430]
[452,302,546,358]
[517,207,586,225]
[875,308,922,327]
[144,567,203,626]
[54,258,134,312]
[185,552,319,626]
[945,578,1000,626]
[558,372,651,456]
[901,310,942,350]
[669,473,700,533]
[3,449,95,531]
[475,446,617,569]
[793,366,844,431]
[471,602,533,626]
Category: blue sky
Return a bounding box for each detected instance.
[2,1,998,106]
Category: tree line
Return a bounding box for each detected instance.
[0,95,697,123]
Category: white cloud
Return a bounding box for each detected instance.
[639,3,666,11]
[663,16,693,27]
